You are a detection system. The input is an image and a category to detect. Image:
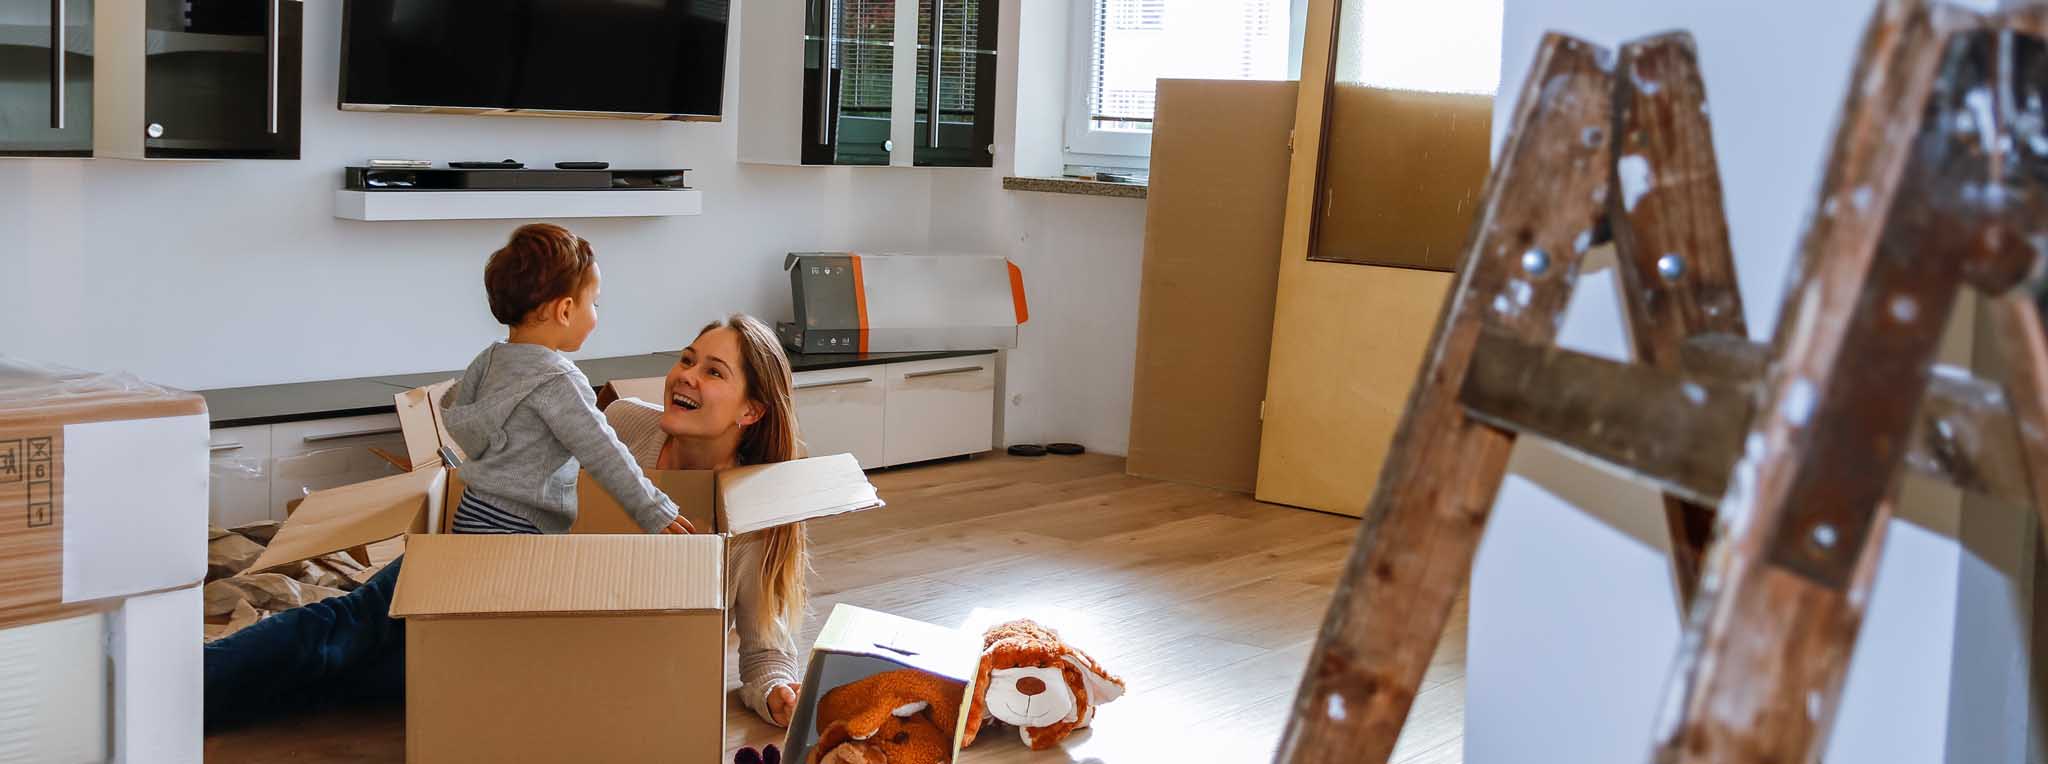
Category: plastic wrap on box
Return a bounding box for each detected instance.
[0,355,209,629]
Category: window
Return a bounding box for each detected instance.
[1067,0,1297,165]
[834,0,898,121]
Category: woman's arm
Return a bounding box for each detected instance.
[729,533,801,724]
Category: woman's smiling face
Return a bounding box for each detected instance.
[661,327,762,438]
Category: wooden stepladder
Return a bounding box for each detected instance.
[1275,2,2048,763]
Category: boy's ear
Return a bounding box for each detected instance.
[546,295,574,326]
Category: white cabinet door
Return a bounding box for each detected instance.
[792,367,887,469]
[882,356,995,467]
[206,425,272,529]
[268,414,408,520]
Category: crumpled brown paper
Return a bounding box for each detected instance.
[206,573,347,613]
[208,532,267,580]
[227,520,284,546]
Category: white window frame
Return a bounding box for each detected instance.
[1063,0,1309,169]
[1064,0,1154,167]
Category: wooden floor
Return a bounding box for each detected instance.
[204,454,1467,763]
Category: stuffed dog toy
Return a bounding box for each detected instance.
[962,619,1126,750]
[808,669,966,764]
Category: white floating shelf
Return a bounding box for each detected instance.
[334,189,703,222]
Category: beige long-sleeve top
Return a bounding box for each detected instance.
[603,399,800,722]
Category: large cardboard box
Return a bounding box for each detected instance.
[782,604,984,764]
[0,357,209,627]
[0,356,209,762]
[390,533,728,763]
[245,382,885,762]
[786,253,1029,353]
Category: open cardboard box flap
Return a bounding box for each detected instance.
[389,534,724,618]
[244,466,447,574]
[246,384,884,574]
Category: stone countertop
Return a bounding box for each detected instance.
[1002,176,1149,199]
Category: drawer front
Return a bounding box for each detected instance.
[792,367,887,469]
[207,425,272,529]
[882,356,995,466]
[269,414,408,520]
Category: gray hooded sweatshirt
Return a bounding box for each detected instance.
[439,342,680,534]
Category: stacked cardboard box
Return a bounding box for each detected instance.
[0,357,210,761]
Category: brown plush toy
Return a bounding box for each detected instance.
[808,669,966,764]
[962,619,1126,750]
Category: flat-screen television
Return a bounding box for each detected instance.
[340,0,730,121]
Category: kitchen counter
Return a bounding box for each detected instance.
[198,348,995,428]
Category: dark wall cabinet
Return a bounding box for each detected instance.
[912,0,994,167]
[741,0,996,168]
[96,0,300,159]
[0,0,94,156]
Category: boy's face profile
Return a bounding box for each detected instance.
[559,263,602,352]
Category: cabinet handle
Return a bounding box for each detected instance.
[209,441,245,453]
[302,425,401,443]
[905,365,984,380]
[796,376,874,390]
[817,0,834,145]
[49,0,63,129]
[266,0,280,134]
[927,0,943,148]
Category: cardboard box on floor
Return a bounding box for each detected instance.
[243,381,885,763]
[782,604,986,764]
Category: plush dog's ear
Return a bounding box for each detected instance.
[1062,652,1126,705]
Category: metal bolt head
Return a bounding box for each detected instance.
[1811,523,1839,550]
[883,139,895,152]
[146,123,164,138]
[1520,248,1551,276]
[1656,253,1686,282]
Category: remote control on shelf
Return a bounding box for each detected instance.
[555,161,610,170]
[449,159,524,169]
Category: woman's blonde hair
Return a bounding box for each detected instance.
[699,314,809,646]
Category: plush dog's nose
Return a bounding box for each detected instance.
[1016,677,1047,696]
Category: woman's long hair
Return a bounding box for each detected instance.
[700,314,809,647]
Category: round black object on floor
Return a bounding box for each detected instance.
[1047,443,1087,455]
[1007,444,1048,457]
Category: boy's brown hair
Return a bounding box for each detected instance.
[484,223,595,326]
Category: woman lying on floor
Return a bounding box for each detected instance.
[205,314,812,728]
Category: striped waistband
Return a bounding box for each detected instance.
[451,489,544,535]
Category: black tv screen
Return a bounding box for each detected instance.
[340,0,730,120]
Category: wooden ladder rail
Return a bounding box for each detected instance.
[1275,2,2048,763]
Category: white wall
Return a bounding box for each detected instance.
[0,0,1152,455]
[1471,1,2022,763]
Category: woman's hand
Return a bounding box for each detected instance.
[768,683,800,727]
[663,515,697,534]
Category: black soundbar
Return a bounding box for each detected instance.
[343,167,691,191]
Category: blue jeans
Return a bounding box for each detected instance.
[204,556,407,729]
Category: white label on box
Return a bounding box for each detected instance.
[61,414,209,603]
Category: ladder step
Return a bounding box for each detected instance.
[1458,328,2029,505]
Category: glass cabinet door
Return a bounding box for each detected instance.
[805,0,893,165]
[0,0,92,156]
[141,0,298,159]
[914,0,994,167]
